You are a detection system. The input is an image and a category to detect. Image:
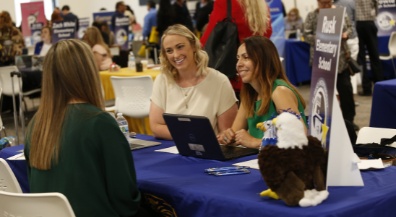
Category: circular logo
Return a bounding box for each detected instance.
[78,27,87,39]
[116,29,127,45]
[310,78,329,149]
[377,12,395,31]
[189,134,196,142]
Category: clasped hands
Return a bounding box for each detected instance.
[217,128,261,149]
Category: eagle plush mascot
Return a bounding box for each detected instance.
[258,112,329,207]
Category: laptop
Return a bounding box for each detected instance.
[129,138,161,150]
[163,113,259,161]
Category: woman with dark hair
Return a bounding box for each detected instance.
[195,0,214,32]
[34,26,52,56]
[51,10,63,24]
[157,0,176,40]
[217,36,307,148]
[24,39,143,216]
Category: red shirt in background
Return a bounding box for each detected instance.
[200,0,273,91]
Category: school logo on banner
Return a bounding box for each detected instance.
[30,22,43,46]
[52,21,76,43]
[114,17,129,50]
[376,0,396,36]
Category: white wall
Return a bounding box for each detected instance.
[3,0,17,24]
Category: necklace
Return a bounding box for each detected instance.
[179,86,196,109]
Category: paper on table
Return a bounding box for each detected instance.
[357,159,384,170]
[155,146,179,154]
[7,153,25,160]
[233,159,259,170]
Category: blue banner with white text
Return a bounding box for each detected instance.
[30,22,43,46]
[376,0,396,36]
[78,18,90,39]
[267,0,285,58]
[93,11,115,32]
[114,17,130,50]
[52,21,76,43]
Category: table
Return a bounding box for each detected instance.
[2,135,396,217]
[285,39,312,86]
[100,68,161,135]
[370,79,396,128]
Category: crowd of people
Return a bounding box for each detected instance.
[0,0,387,216]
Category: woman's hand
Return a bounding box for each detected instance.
[217,128,236,145]
[235,129,261,149]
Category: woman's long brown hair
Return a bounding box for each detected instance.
[27,39,104,170]
[240,36,306,118]
[83,26,111,57]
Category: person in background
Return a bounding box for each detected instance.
[125,5,136,31]
[83,27,112,71]
[157,0,176,40]
[51,10,63,25]
[34,26,52,56]
[111,1,126,32]
[195,0,214,33]
[355,0,383,96]
[200,0,273,100]
[92,21,110,46]
[173,0,194,31]
[217,36,307,148]
[283,8,303,31]
[101,21,114,46]
[143,0,158,40]
[61,5,79,31]
[149,24,238,140]
[24,39,148,217]
[304,0,357,130]
[54,7,60,13]
[334,0,360,105]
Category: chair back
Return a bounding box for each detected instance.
[110,75,153,119]
[389,32,396,58]
[356,127,396,144]
[0,191,76,217]
[110,47,120,56]
[27,46,35,55]
[0,158,23,193]
[0,66,21,96]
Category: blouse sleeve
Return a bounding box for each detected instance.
[150,73,166,110]
[217,73,238,116]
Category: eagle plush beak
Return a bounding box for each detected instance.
[272,118,278,125]
[256,123,267,132]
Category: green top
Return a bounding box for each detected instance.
[247,79,307,139]
[25,103,141,217]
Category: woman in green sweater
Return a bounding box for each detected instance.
[24,39,142,217]
[217,36,307,149]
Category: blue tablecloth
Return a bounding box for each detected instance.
[1,135,396,216]
[285,39,312,85]
[370,79,396,128]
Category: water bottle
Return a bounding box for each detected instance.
[296,29,301,41]
[0,136,16,150]
[116,113,129,139]
[128,52,136,70]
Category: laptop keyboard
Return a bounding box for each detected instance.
[221,145,259,160]
[130,143,145,150]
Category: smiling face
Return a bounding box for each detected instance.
[236,44,256,84]
[162,34,196,74]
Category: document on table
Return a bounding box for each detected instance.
[357,159,384,170]
[233,159,259,170]
[7,153,25,160]
[155,146,179,154]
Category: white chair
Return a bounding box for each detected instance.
[356,127,396,145]
[379,32,396,75]
[0,88,6,136]
[0,158,22,193]
[0,191,76,217]
[110,47,120,56]
[110,76,153,134]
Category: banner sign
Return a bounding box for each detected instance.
[376,0,396,36]
[114,17,129,50]
[78,18,90,39]
[52,21,76,43]
[30,22,43,46]
[93,11,115,32]
[309,8,345,150]
[21,1,47,37]
[267,0,286,58]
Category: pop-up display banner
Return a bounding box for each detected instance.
[114,16,129,50]
[267,0,286,58]
[30,22,43,46]
[376,0,396,36]
[93,11,115,31]
[52,21,76,43]
[308,7,363,187]
[78,18,90,40]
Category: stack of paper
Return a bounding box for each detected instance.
[233,159,259,170]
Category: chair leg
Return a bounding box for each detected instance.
[142,118,147,135]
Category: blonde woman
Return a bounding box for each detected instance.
[200,0,272,98]
[83,26,112,70]
[284,8,303,31]
[149,24,238,140]
[24,39,142,216]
